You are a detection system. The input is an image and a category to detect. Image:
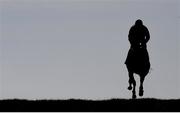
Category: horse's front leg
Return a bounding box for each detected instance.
[132,77,136,99]
[139,75,145,96]
[128,71,133,90]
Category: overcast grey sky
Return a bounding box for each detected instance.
[0,0,179,99]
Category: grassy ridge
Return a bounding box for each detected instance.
[0,98,179,111]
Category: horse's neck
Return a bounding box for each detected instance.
[131,45,146,50]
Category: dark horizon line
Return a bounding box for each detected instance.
[1,97,180,101]
[0,98,179,111]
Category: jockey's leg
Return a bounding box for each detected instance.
[139,75,145,96]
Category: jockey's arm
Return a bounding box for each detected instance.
[145,27,150,43]
[128,27,134,45]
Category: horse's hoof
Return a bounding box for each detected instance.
[128,86,132,90]
[139,89,144,96]
[132,94,136,99]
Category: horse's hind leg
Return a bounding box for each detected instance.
[139,75,145,96]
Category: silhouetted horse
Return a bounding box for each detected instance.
[125,19,150,99]
[125,43,150,99]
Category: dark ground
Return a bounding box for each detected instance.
[0,98,179,111]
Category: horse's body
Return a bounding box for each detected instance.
[125,44,150,99]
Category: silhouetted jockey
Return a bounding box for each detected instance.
[129,19,150,49]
